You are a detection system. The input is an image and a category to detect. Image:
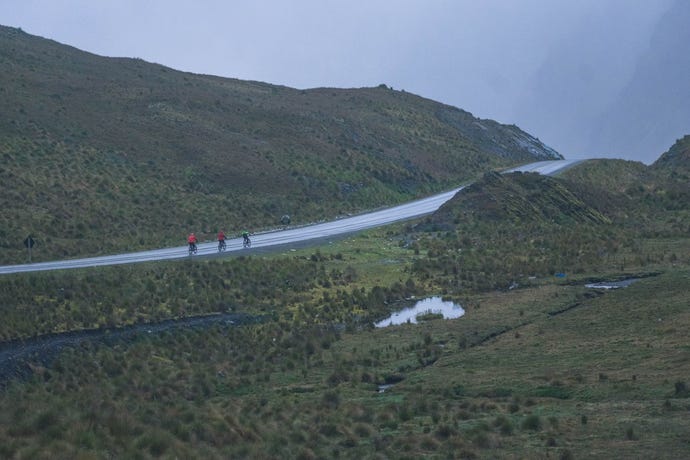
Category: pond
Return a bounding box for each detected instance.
[375,296,465,328]
[585,278,640,289]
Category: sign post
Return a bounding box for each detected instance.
[24,235,35,262]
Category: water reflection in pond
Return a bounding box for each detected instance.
[585,278,640,289]
[375,297,465,328]
[378,384,394,393]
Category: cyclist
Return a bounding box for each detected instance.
[217,230,227,251]
[187,232,198,254]
[242,230,251,248]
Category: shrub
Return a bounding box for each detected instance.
[493,415,513,435]
[32,409,59,432]
[472,431,491,449]
[434,424,455,440]
[322,391,340,409]
[534,385,571,399]
[521,414,541,431]
[560,450,574,460]
[353,424,372,438]
[317,423,337,438]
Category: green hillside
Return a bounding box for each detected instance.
[653,134,690,171]
[1,153,689,458]
[651,136,690,211]
[0,25,559,264]
[432,170,610,226]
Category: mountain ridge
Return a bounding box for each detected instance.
[586,0,690,162]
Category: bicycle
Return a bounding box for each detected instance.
[188,242,197,256]
[218,239,226,252]
[242,235,251,249]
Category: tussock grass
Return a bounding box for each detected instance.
[1,155,689,457]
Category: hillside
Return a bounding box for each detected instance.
[653,134,690,173]
[406,146,690,295]
[411,170,619,292]
[1,149,689,458]
[431,171,610,227]
[557,136,690,222]
[0,25,559,263]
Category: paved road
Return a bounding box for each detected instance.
[0,159,582,275]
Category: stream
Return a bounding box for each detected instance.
[0,313,261,387]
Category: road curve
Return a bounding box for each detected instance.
[0,160,583,275]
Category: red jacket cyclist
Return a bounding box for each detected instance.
[188,233,198,253]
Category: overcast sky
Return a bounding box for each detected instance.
[2,0,685,163]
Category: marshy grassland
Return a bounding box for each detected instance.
[1,173,688,458]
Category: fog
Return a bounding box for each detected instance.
[2,0,687,163]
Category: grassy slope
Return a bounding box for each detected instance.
[1,155,689,457]
[0,25,560,264]
[1,23,689,459]
[653,134,690,172]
